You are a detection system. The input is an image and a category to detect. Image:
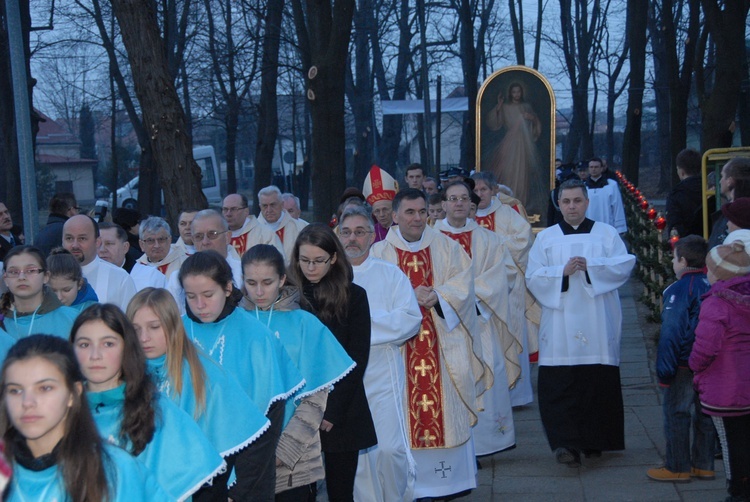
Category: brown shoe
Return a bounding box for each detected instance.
[690,467,716,480]
[647,467,691,482]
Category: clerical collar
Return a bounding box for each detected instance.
[559,218,595,235]
[395,227,424,251]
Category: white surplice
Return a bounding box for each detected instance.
[353,255,422,502]
[585,178,628,233]
[81,256,137,311]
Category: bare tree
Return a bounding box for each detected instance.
[621,0,649,184]
[110,0,207,225]
[291,0,355,222]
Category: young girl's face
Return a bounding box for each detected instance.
[131,306,168,359]
[4,356,75,457]
[243,262,286,311]
[183,274,232,323]
[73,320,124,392]
[3,253,49,302]
[48,276,81,306]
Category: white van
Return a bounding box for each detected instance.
[114,145,221,209]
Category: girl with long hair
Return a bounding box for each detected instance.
[288,224,376,501]
[1,246,78,341]
[241,244,355,500]
[179,250,304,501]
[0,334,169,501]
[71,304,225,501]
[127,287,271,501]
[46,248,98,312]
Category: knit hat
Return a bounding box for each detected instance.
[706,240,750,281]
[721,198,750,229]
[363,166,398,206]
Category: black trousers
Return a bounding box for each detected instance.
[323,450,359,502]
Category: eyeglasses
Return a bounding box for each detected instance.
[339,229,373,238]
[446,196,470,203]
[4,268,45,278]
[192,230,229,241]
[140,236,170,246]
[299,257,332,268]
[222,206,247,213]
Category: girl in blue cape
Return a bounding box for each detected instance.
[241,244,356,498]
[46,247,99,312]
[0,334,170,501]
[1,246,79,341]
[71,304,225,501]
[127,287,272,501]
[179,250,305,500]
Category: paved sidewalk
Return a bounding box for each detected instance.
[467,279,728,501]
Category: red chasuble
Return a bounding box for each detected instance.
[475,212,496,232]
[396,247,446,448]
[440,230,473,258]
[231,233,250,256]
[275,227,285,244]
[157,263,169,275]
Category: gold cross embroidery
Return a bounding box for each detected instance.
[418,328,430,342]
[414,359,432,377]
[419,429,437,446]
[479,220,490,229]
[417,394,434,412]
[405,256,423,273]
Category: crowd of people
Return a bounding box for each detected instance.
[0,156,746,501]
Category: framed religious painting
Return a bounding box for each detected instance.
[476,66,556,227]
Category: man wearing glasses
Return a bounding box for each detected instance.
[339,205,421,502]
[223,193,281,258]
[135,216,186,279]
[166,209,242,313]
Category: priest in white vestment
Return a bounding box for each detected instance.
[584,158,627,233]
[135,216,186,278]
[223,193,283,258]
[434,182,517,456]
[63,215,137,311]
[371,189,486,499]
[526,179,635,467]
[339,206,422,502]
[98,223,166,291]
[256,186,307,262]
[472,171,537,406]
[173,209,198,256]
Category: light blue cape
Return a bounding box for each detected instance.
[4,305,78,341]
[183,308,304,414]
[146,353,270,457]
[87,384,226,501]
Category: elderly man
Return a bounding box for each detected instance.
[0,202,21,261]
[434,181,518,456]
[136,216,186,278]
[281,193,308,224]
[173,209,199,255]
[371,188,485,500]
[257,186,306,261]
[526,179,635,467]
[63,214,136,310]
[339,206,422,502]
[472,171,537,405]
[98,222,165,290]
[363,166,398,242]
[223,193,281,257]
[405,163,426,190]
[167,209,242,311]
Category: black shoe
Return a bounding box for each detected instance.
[582,449,602,458]
[555,447,581,467]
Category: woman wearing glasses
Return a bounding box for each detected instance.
[289,224,376,501]
[0,246,78,341]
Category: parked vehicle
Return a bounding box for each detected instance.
[113,145,221,209]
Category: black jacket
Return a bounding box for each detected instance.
[666,175,703,238]
[302,282,377,453]
[34,213,68,257]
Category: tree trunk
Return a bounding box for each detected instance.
[621,0,648,184]
[254,0,283,204]
[739,44,750,146]
[416,0,434,171]
[699,0,750,150]
[293,0,356,222]
[508,0,525,65]
[110,0,207,226]
[458,0,477,171]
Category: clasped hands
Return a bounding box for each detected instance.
[563,256,587,276]
[414,285,439,308]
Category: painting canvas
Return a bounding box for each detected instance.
[476,66,555,227]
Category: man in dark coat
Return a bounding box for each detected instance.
[666,149,704,238]
[34,192,79,256]
[0,202,22,262]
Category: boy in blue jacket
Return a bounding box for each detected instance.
[648,235,716,482]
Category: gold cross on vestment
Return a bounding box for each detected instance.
[479,220,490,229]
[419,429,437,446]
[406,256,424,273]
[417,394,434,412]
[418,328,430,342]
[414,359,432,377]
